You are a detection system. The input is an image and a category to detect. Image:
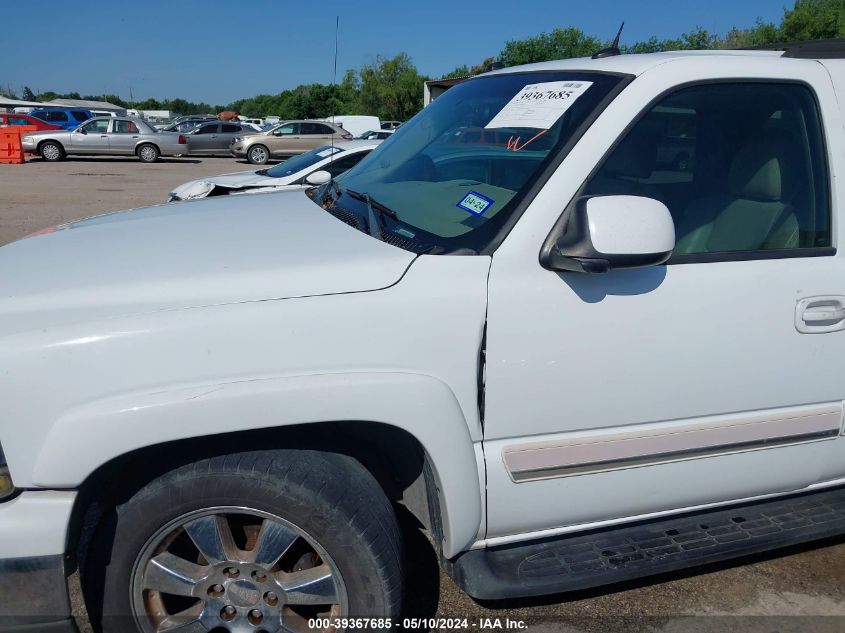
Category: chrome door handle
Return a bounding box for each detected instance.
[803,307,845,323]
[796,296,845,333]
[100,135,108,138]
[131,135,139,138]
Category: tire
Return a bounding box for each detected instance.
[86,450,403,633]
[137,144,160,163]
[247,144,269,165]
[39,141,64,161]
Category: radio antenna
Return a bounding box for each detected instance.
[330,15,339,153]
[592,22,625,59]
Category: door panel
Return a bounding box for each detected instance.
[188,123,221,154]
[109,119,142,154]
[268,122,300,155]
[483,74,845,540]
[69,119,110,153]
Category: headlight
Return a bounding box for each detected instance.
[0,444,14,500]
[22,136,34,143]
[232,137,242,143]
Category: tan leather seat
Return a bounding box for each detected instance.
[675,133,800,254]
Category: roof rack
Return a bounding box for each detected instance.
[783,38,845,58]
[740,38,845,59]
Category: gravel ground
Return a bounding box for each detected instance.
[2,156,845,632]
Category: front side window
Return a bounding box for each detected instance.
[273,123,298,136]
[326,71,624,253]
[82,119,110,133]
[586,82,831,258]
[8,117,29,126]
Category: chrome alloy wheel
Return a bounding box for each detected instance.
[139,145,158,162]
[41,143,61,160]
[131,508,348,633]
[248,147,267,164]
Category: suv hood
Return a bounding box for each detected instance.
[0,191,414,331]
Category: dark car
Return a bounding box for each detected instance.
[158,116,218,133]
[29,108,93,130]
[184,121,256,156]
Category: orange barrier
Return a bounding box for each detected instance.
[16,125,38,158]
[0,126,35,164]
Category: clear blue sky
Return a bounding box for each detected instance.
[3,0,789,106]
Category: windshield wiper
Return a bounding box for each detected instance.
[345,189,398,237]
[319,178,341,207]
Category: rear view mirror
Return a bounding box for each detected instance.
[541,195,675,274]
[305,170,331,185]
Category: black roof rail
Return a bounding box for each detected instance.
[737,38,845,59]
[783,38,845,58]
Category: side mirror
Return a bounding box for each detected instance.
[305,170,331,185]
[76,128,87,134]
[541,195,675,274]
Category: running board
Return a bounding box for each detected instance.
[447,486,845,600]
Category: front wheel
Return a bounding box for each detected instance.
[247,145,269,165]
[39,141,64,161]
[137,144,160,163]
[86,450,403,633]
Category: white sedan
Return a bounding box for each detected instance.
[168,139,381,201]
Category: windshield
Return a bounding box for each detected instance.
[322,71,624,253]
[266,146,342,178]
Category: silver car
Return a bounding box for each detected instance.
[20,117,188,163]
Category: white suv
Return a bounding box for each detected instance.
[2,41,845,632]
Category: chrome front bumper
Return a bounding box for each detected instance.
[0,555,75,632]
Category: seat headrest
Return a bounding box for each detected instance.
[604,126,658,179]
[728,133,797,202]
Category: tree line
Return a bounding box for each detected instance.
[4,0,842,122]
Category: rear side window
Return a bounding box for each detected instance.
[47,112,69,122]
[71,111,89,121]
[113,120,139,133]
[197,123,219,134]
[31,112,48,121]
[586,82,830,259]
[301,123,334,135]
[222,124,239,133]
[8,117,29,126]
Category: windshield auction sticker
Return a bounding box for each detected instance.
[486,80,593,130]
[457,190,495,216]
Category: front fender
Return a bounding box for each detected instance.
[33,371,482,557]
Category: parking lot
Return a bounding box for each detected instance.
[3,156,845,632]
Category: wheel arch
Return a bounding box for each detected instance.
[55,372,482,561]
[37,138,64,153]
[134,141,159,155]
